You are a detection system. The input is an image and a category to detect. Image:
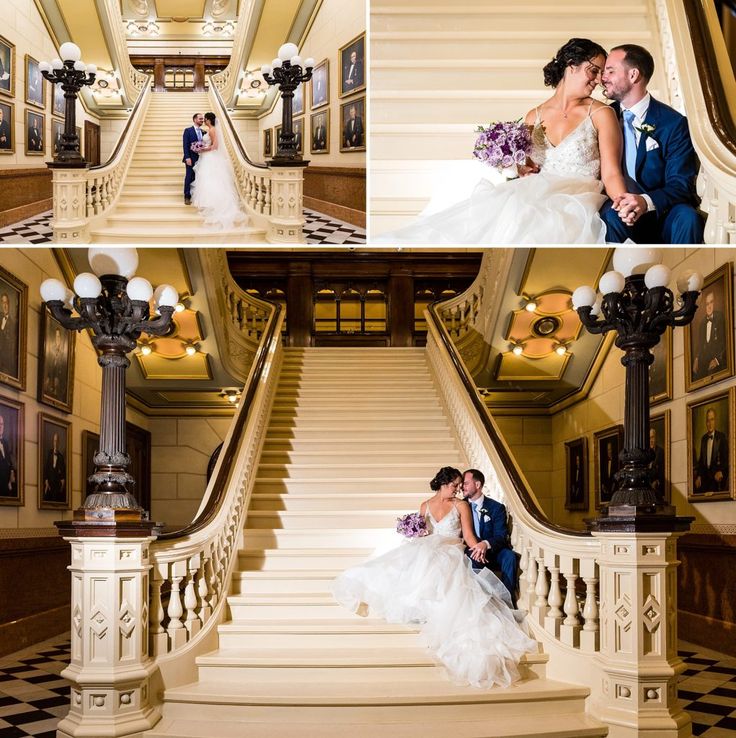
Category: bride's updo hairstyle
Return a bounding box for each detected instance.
[429,466,462,491]
[204,112,216,126]
[543,38,608,88]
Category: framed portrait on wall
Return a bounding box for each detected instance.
[687,389,733,502]
[0,99,15,154]
[0,36,15,98]
[263,127,272,158]
[38,307,76,413]
[293,79,304,117]
[38,413,71,510]
[293,117,304,155]
[649,411,670,504]
[0,396,24,507]
[594,424,624,507]
[685,262,734,393]
[649,327,672,406]
[51,118,63,157]
[564,437,588,511]
[339,33,365,98]
[25,54,45,109]
[311,58,329,110]
[310,109,329,154]
[25,109,45,155]
[340,97,365,152]
[0,265,27,391]
[52,83,64,117]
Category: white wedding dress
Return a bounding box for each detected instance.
[376,107,608,245]
[191,131,247,230]
[331,505,537,689]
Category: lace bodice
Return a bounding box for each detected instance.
[531,111,601,180]
[426,505,462,538]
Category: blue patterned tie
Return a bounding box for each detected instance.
[623,109,638,180]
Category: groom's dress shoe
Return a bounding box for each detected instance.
[185,197,191,205]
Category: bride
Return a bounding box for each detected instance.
[190,112,247,230]
[376,38,628,245]
[331,466,537,689]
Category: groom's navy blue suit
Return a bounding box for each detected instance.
[601,96,703,244]
[182,125,202,201]
[465,495,517,602]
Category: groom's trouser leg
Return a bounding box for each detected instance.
[661,204,704,244]
[491,548,518,604]
[184,165,195,199]
[601,201,661,243]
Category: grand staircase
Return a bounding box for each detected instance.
[147,348,607,738]
[89,92,266,243]
[369,0,668,234]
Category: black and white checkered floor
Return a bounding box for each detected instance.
[0,209,366,245]
[1,636,735,737]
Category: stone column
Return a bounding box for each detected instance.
[389,267,414,347]
[287,260,313,347]
[154,59,165,91]
[193,60,206,91]
[267,161,308,243]
[592,531,691,738]
[55,524,160,737]
[47,164,91,243]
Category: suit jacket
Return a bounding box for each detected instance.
[0,437,16,498]
[43,449,66,502]
[693,311,727,379]
[611,96,699,213]
[313,125,327,149]
[29,127,42,151]
[182,126,201,165]
[649,445,666,500]
[344,116,364,147]
[344,60,363,89]
[696,429,729,491]
[0,120,10,148]
[600,455,618,501]
[470,496,510,555]
[0,314,16,375]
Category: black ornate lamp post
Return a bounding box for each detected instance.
[572,247,702,531]
[261,43,314,162]
[40,248,178,528]
[38,42,96,166]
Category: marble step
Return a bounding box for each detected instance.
[238,547,375,571]
[241,528,417,550]
[245,510,420,529]
[249,493,431,511]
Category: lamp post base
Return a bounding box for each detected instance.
[47,159,89,169]
[587,505,693,533]
[269,156,309,167]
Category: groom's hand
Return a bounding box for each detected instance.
[469,540,489,563]
[185,158,192,167]
[615,193,647,225]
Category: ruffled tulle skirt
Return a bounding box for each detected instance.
[375,172,608,245]
[331,534,537,689]
[191,148,247,231]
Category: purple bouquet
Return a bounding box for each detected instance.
[396,512,428,539]
[190,141,206,153]
[473,120,531,174]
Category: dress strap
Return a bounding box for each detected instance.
[587,99,595,117]
[534,106,542,125]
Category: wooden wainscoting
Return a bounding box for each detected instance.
[0,536,70,656]
[678,533,736,656]
[303,166,365,228]
[0,167,52,227]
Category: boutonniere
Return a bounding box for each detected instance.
[636,123,656,136]
[479,508,489,516]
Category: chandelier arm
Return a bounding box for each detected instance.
[45,301,89,332]
[139,307,176,336]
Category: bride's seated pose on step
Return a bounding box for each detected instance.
[331,466,537,689]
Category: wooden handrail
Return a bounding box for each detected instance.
[427,302,590,538]
[158,302,281,540]
[90,75,152,171]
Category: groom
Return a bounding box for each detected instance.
[600,44,703,244]
[182,113,205,205]
[462,469,517,603]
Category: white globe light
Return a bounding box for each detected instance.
[73,272,102,298]
[59,42,82,62]
[290,55,302,67]
[304,57,315,69]
[86,63,97,75]
[676,269,704,294]
[73,61,87,72]
[126,277,153,302]
[88,247,138,278]
[153,284,178,308]
[612,247,663,277]
[644,264,672,289]
[51,58,63,70]
[511,344,524,356]
[571,285,597,309]
[261,64,272,76]
[38,61,51,73]
[278,43,299,61]
[591,296,602,317]
[63,289,75,310]
[599,270,625,296]
[40,278,68,303]
[272,58,282,68]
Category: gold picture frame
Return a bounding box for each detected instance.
[594,424,624,508]
[0,264,28,390]
[38,306,76,413]
[38,412,72,510]
[340,97,365,152]
[650,327,672,406]
[25,54,45,109]
[339,32,365,98]
[0,99,15,154]
[310,58,329,110]
[0,395,24,507]
[649,410,671,505]
[25,109,45,155]
[0,35,15,99]
[310,109,329,154]
[564,436,588,511]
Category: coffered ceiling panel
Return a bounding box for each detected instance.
[247,0,303,68]
[55,0,114,70]
[154,0,207,18]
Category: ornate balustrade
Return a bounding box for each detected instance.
[426,300,691,737]
[49,79,151,243]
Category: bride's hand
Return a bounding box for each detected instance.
[518,158,540,177]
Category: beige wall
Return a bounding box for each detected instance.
[502,248,736,533]
[149,416,234,528]
[0,0,99,168]
[258,0,365,167]
[0,248,101,535]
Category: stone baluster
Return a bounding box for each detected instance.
[198,553,211,624]
[166,560,187,649]
[581,575,600,651]
[522,545,537,612]
[545,563,564,637]
[184,553,201,638]
[533,556,549,624]
[150,564,168,657]
[561,567,581,648]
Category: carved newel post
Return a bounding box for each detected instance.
[40,247,179,738]
[573,247,701,738]
[261,42,314,243]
